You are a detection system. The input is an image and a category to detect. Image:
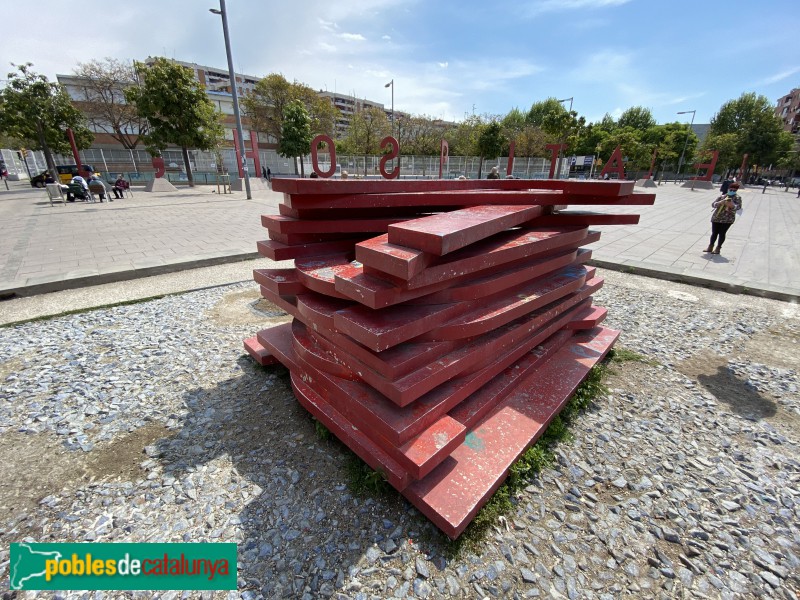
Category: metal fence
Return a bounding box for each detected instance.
[5,147,568,184]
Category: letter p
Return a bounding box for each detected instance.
[45,559,58,582]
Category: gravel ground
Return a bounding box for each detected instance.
[0,270,798,599]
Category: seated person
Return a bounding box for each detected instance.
[112,174,129,198]
[68,175,90,202]
[87,175,108,202]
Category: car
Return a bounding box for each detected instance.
[29,171,55,188]
[30,164,101,187]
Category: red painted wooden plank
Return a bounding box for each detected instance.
[257,239,360,261]
[260,302,588,449]
[386,230,600,291]
[262,213,407,234]
[402,326,620,539]
[296,293,354,332]
[268,230,359,245]
[257,322,466,481]
[333,247,586,309]
[284,190,655,210]
[273,177,636,196]
[387,205,544,256]
[563,304,607,330]
[357,227,589,288]
[253,268,306,296]
[528,212,641,226]
[295,254,355,299]
[243,336,279,366]
[258,285,300,319]
[416,264,589,342]
[329,285,600,405]
[334,263,589,351]
[278,202,453,220]
[291,375,413,491]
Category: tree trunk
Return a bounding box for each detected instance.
[364,154,368,177]
[299,155,305,177]
[36,121,57,178]
[181,146,195,187]
[478,156,484,179]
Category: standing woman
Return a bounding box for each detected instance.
[705,182,742,255]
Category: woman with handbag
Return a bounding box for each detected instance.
[705,183,742,255]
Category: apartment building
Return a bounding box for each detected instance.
[775,88,800,135]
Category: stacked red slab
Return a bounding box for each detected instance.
[244,178,654,538]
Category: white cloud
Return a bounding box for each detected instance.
[438,61,448,69]
[339,33,366,42]
[755,67,800,86]
[382,35,391,41]
[525,0,633,17]
[318,18,338,32]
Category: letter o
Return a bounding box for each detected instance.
[310,135,337,178]
[59,561,71,576]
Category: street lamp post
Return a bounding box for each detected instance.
[556,97,574,180]
[384,79,394,138]
[210,0,251,199]
[676,109,696,183]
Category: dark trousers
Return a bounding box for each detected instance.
[709,222,733,248]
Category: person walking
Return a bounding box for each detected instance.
[262,165,267,179]
[266,167,272,183]
[705,182,742,255]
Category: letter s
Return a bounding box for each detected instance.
[379,136,400,179]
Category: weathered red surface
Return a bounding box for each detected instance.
[273,177,637,196]
[356,227,589,284]
[253,268,306,296]
[333,247,589,309]
[285,190,654,211]
[529,212,641,226]
[402,326,620,539]
[387,205,544,255]
[243,336,278,366]
[257,239,359,261]
[262,214,405,234]
[245,177,646,538]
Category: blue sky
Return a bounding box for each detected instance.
[2,0,798,126]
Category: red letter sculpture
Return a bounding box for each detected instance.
[439,140,449,179]
[152,157,165,178]
[310,135,337,178]
[546,144,567,179]
[379,136,400,179]
[691,150,719,181]
[599,146,625,180]
[506,141,516,177]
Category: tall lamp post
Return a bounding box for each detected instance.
[676,109,696,182]
[556,97,574,180]
[210,0,251,199]
[384,79,394,138]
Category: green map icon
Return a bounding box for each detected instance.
[10,543,63,590]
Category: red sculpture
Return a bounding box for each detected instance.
[245,174,653,538]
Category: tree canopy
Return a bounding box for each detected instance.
[73,58,149,149]
[338,107,391,175]
[125,57,224,186]
[243,74,336,147]
[279,100,312,177]
[0,63,93,176]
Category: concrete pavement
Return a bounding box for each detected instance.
[0,178,797,321]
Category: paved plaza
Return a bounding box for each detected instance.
[0,178,798,302]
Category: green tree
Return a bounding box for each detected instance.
[709,92,790,172]
[338,107,390,175]
[617,106,656,131]
[0,63,93,177]
[125,57,224,186]
[243,73,336,147]
[445,114,482,157]
[397,114,443,156]
[701,132,739,176]
[476,121,505,178]
[279,100,312,177]
[73,58,149,149]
